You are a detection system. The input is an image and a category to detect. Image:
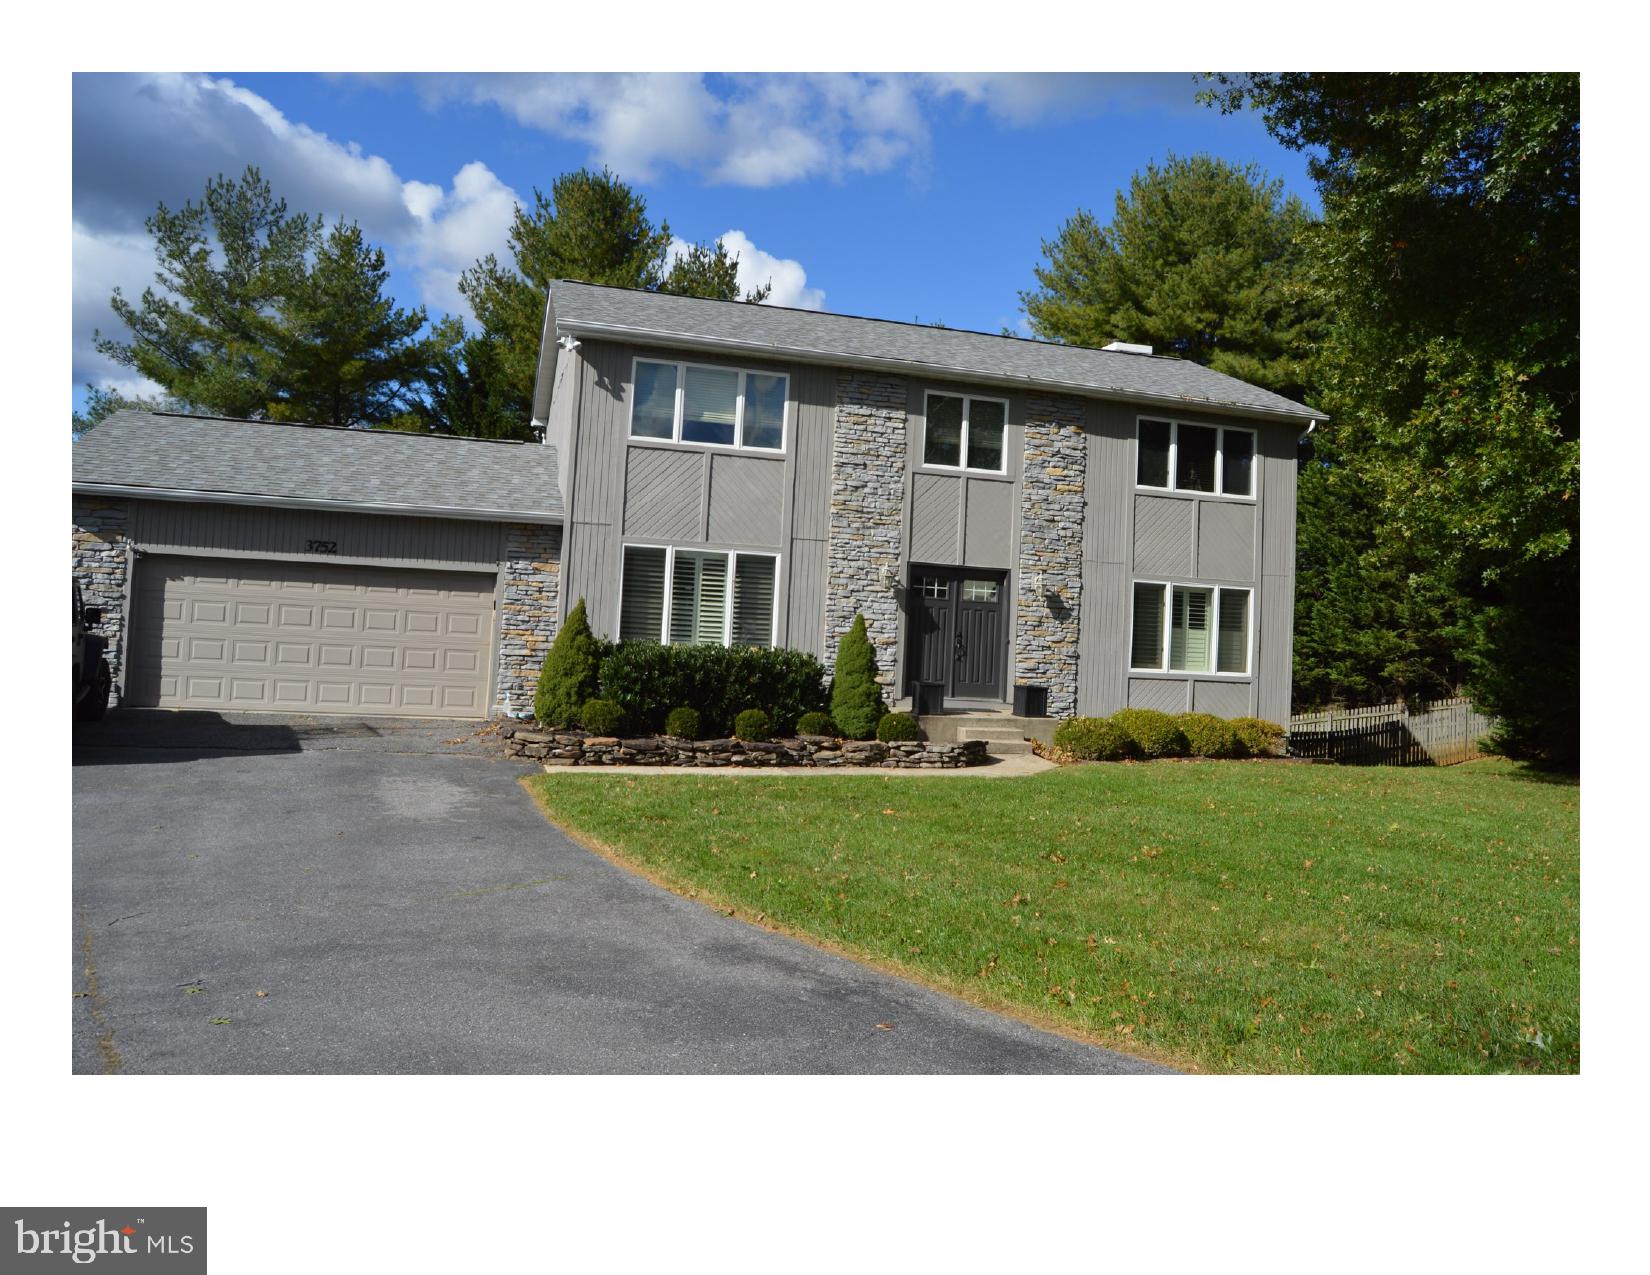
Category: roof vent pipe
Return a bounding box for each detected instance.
[1102,341,1153,355]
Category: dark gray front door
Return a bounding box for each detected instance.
[907,567,1007,701]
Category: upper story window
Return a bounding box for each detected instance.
[629,358,787,452]
[924,392,1008,474]
[1137,418,1256,498]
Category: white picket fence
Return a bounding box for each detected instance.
[1287,697,1497,766]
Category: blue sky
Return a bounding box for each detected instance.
[71,73,1317,412]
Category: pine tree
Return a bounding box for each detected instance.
[660,239,772,303]
[829,615,886,741]
[534,598,603,727]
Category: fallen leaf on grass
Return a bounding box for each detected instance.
[254,990,269,998]
[875,1023,894,1031]
[182,986,204,996]
[208,1017,231,1025]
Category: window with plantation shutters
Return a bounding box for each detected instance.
[670,551,729,645]
[1217,587,1249,673]
[1131,582,1167,669]
[619,546,668,642]
[1170,586,1213,672]
[732,555,777,648]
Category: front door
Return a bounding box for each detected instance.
[907,567,1007,701]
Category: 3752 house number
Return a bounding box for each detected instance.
[305,539,339,554]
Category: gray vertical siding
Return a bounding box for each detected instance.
[1257,423,1300,723]
[786,363,835,656]
[1078,404,1135,715]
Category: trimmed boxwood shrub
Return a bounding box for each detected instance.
[1231,716,1286,757]
[796,710,839,737]
[875,711,923,742]
[1052,716,1136,761]
[1176,712,1245,759]
[596,642,827,737]
[830,614,886,740]
[579,698,626,736]
[1111,708,1188,759]
[733,708,772,741]
[664,706,701,740]
[534,598,605,727]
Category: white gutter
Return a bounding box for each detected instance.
[72,482,563,525]
[555,317,1328,427]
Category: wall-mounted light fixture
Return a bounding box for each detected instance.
[878,565,899,590]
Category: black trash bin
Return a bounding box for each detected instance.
[909,680,945,715]
[1013,684,1048,717]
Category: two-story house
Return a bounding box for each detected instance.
[72,280,1319,724]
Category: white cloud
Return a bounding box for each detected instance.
[668,231,825,311]
[400,162,521,317]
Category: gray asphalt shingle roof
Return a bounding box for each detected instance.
[72,411,562,522]
[549,279,1320,422]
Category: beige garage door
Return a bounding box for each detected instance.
[128,555,496,718]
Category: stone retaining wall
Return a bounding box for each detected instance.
[500,722,988,769]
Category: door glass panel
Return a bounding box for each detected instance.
[924,395,963,467]
[966,399,1006,472]
[921,577,950,599]
[962,579,998,602]
[631,362,678,439]
[681,366,739,445]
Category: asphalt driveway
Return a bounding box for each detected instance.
[73,711,1164,1074]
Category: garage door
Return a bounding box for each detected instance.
[127,555,496,718]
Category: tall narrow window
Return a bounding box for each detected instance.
[1217,588,1250,673]
[1175,425,1217,493]
[743,374,786,450]
[1138,419,1171,488]
[732,555,777,648]
[681,366,739,446]
[1221,429,1255,497]
[1169,585,1213,672]
[670,551,729,645]
[924,394,964,467]
[967,398,1006,472]
[631,362,678,440]
[1131,582,1167,669]
[619,546,668,642]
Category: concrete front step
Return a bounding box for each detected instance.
[974,737,1034,756]
[918,712,1057,748]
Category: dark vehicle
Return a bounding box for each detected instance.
[73,581,112,722]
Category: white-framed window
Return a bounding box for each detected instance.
[628,357,787,452]
[923,392,1008,474]
[1129,580,1252,675]
[1136,418,1256,498]
[618,544,779,649]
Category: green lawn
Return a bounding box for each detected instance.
[526,758,1579,1074]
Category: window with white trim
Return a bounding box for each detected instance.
[628,358,787,451]
[1130,581,1251,675]
[1136,419,1257,497]
[924,392,1008,473]
[619,545,779,648]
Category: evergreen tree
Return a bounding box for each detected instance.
[660,239,773,303]
[459,168,673,429]
[96,167,313,419]
[829,615,886,741]
[1020,154,1323,401]
[403,318,536,441]
[72,384,181,435]
[263,221,438,429]
[534,598,603,727]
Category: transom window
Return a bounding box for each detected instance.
[619,545,778,648]
[629,358,787,451]
[1130,581,1251,675]
[1137,419,1256,498]
[924,392,1008,474]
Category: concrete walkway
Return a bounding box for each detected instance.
[72,711,1161,1074]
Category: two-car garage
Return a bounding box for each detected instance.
[126,557,498,719]
[72,410,565,722]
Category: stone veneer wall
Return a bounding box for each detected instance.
[72,495,133,703]
[495,522,563,716]
[824,370,907,676]
[1016,395,1088,718]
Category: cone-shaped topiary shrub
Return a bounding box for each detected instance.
[875,711,923,742]
[830,614,886,740]
[534,598,602,727]
[733,708,772,741]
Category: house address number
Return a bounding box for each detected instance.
[305,539,339,554]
